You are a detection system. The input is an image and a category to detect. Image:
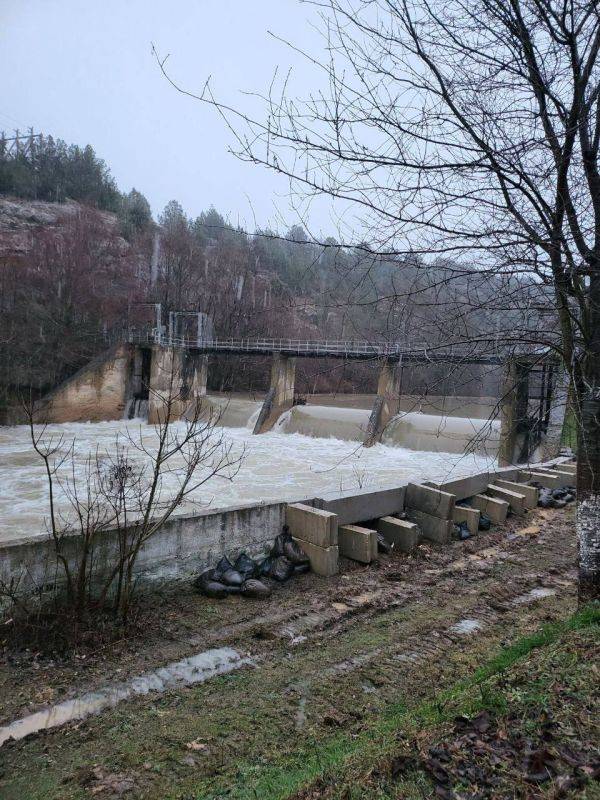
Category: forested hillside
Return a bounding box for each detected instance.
[0,134,530,413]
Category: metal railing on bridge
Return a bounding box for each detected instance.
[123,328,533,365]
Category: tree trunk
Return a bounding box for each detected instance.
[577,393,600,602]
[577,269,600,603]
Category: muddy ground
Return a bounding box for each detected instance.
[0,505,585,799]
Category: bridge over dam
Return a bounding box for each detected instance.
[29,329,566,465]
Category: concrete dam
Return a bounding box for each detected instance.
[25,341,502,456]
[1,330,569,538]
[0,336,568,600]
[206,393,500,456]
[0,342,510,544]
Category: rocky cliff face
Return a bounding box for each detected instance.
[0,197,152,415]
[0,197,133,261]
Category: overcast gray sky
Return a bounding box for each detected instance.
[0,0,330,232]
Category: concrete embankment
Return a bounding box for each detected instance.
[0,456,569,597]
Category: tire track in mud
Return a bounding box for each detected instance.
[254,510,578,694]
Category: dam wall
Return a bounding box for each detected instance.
[34,344,136,423]
[277,405,500,456]
[0,456,569,596]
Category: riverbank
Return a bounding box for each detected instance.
[0,505,588,799]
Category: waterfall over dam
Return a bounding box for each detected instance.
[0,391,500,543]
[202,393,500,456]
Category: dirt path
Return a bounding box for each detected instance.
[0,506,579,799]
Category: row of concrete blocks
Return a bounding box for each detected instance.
[473,461,577,520]
[284,462,577,577]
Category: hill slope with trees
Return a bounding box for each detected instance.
[0,134,521,415]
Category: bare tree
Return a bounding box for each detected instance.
[24,370,243,624]
[156,0,600,600]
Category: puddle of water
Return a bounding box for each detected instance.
[348,592,380,607]
[394,652,420,664]
[331,602,350,612]
[326,649,382,676]
[513,587,557,605]
[295,696,307,730]
[451,619,484,635]
[0,647,250,748]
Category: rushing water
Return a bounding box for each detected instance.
[0,397,497,542]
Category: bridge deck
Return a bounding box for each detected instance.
[126,332,549,366]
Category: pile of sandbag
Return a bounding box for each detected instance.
[193,526,310,600]
[535,484,576,509]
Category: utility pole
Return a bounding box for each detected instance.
[0,128,42,158]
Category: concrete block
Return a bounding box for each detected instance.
[518,470,561,489]
[406,509,453,544]
[428,467,520,500]
[453,505,480,535]
[338,525,377,564]
[486,484,526,515]
[406,483,455,519]
[292,537,339,577]
[547,469,577,484]
[314,486,405,525]
[378,516,420,553]
[551,463,576,474]
[285,503,338,548]
[370,531,379,562]
[471,494,509,524]
[493,480,538,509]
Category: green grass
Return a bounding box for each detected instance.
[195,604,600,800]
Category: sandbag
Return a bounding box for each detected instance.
[454,521,471,540]
[203,580,242,598]
[192,569,216,592]
[241,579,272,598]
[221,568,244,587]
[377,531,392,554]
[283,539,309,565]
[478,513,491,531]
[212,555,235,580]
[258,556,274,577]
[271,531,289,558]
[234,552,258,579]
[269,556,295,582]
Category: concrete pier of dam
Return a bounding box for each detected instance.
[1,336,566,467]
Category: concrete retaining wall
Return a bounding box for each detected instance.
[0,456,572,596]
[0,501,287,595]
[33,344,136,423]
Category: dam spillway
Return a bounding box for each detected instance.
[202,393,500,455]
[0,395,498,543]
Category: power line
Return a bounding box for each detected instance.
[0,127,43,157]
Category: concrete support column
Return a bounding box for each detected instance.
[364,358,401,447]
[498,360,530,466]
[253,353,296,434]
[148,347,209,424]
[539,367,570,460]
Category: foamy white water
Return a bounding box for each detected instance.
[0,417,495,542]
